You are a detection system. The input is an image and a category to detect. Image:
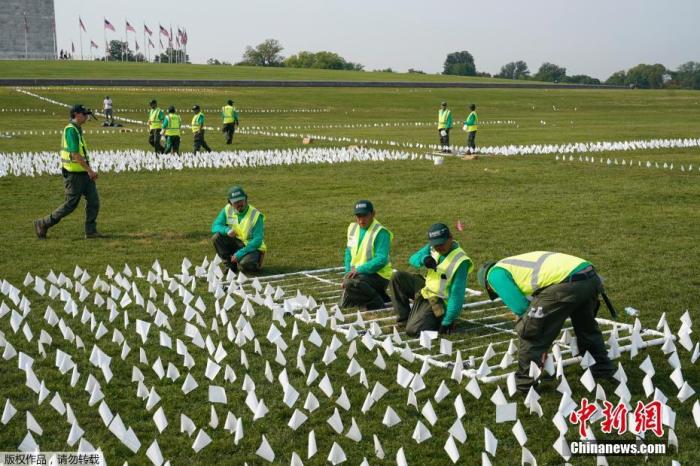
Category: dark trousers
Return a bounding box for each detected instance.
[438,128,450,151]
[467,131,477,152]
[42,171,100,234]
[149,129,164,153]
[340,273,389,310]
[164,136,181,155]
[104,109,113,123]
[193,130,212,153]
[514,276,615,392]
[389,271,443,336]
[211,233,261,273]
[223,123,236,144]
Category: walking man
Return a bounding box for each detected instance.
[390,223,471,336]
[464,103,478,154]
[103,96,113,125]
[477,251,616,393]
[147,99,165,153]
[221,99,239,144]
[340,200,393,311]
[34,104,101,239]
[211,186,267,274]
[191,105,212,154]
[437,101,453,153]
[162,106,181,155]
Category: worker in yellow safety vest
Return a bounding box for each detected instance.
[463,103,478,154]
[34,104,102,239]
[390,223,472,336]
[162,105,181,155]
[147,99,165,153]
[340,200,394,310]
[437,101,453,153]
[477,251,616,393]
[211,185,267,273]
[221,99,239,144]
[191,105,212,154]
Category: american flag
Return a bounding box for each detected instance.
[181,29,188,45]
[126,21,136,33]
[104,18,115,31]
[159,24,169,38]
[135,41,140,51]
[90,40,99,49]
[144,24,152,36]
[148,38,155,48]
[79,17,87,32]
[23,14,29,33]
[71,42,75,53]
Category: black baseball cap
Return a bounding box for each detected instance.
[70,104,92,116]
[427,222,451,246]
[354,200,374,216]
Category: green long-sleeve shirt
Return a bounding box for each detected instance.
[211,205,265,260]
[464,111,478,127]
[344,227,391,275]
[438,109,453,129]
[487,261,592,316]
[221,108,239,123]
[408,243,471,326]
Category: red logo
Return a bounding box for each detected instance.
[570,398,664,438]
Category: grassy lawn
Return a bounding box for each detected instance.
[0,83,698,465]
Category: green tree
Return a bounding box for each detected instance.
[564,74,601,85]
[154,47,189,64]
[625,63,666,89]
[106,40,134,61]
[284,51,363,70]
[240,39,284,67]
[673,61,700,89]
[498,60,529,79]
[605,70,627,85]
[534,62,567,82]
[443,51,476,76]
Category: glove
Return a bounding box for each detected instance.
[439,322,456,334]
[423,256,437,270]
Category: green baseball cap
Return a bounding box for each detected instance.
[354,200,374,215]
[227,185,247,202]
[427,222,450,246]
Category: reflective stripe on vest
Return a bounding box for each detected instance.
[224,204,267,252]
[148,108,163,129]
[494,251,586,296]
[191,112,204,133]
[346,220,393,280]
[438,109,451,129]
[421,246,469,300]
[222,105,236,124]
[164,114,181,136]
[467,111,478,132]
[60,123,88,172]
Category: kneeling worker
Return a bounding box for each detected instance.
[211,186,266,273]
[390,223,472,336]
[477,251,616,393]
[340,200,393,310]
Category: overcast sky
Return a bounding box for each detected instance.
[55,0,699,79]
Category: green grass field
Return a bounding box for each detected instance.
[0,66,699,465]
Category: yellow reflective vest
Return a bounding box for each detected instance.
[148,107,164,130]
[494,251,587,296]
[466,111,478,132]
[60,123,88,173]
[346,219,393,280]
[164,114,181,136]
[222,105,236,124]
[191,112,204,133]
[224,204,267,252]
[421,245,470,300]
[438,109,452,129]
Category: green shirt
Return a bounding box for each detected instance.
[465,111,478,126]
[488,261,592,316]
[211,205,265,260]
[343,227,391,275]
[194,113,205,126]
[408,242,471,326]
[64,124,82,153]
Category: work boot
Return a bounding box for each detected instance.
[85,232,105,239]
[34,219,47,239]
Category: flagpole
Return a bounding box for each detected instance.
[23,13,28,59]
[103,18,107,61]
[79,22,83,60]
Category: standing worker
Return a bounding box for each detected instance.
[477,252,616,393]
[191,105,212,154]
[211,186,267,274]
[162,105,181,155]
[103,96,113,125]
[389,223,472,336]
[34,104,102,239]
[463,103,478,155]
[340,200,394,311]
[221,99,239,145]
[437,101,453,153]
[147,99,165,154]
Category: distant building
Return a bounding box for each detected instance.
[0,0,56,60]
